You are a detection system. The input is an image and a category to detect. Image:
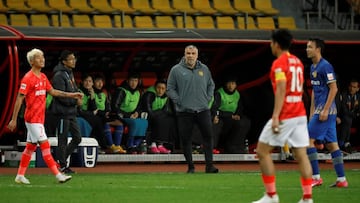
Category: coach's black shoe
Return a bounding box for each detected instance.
[187,167,195,174]
[205,165,219,173]
[60,167,76,174]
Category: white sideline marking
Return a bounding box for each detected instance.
[128,185,185,189]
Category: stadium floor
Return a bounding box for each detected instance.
[1,161,359,175]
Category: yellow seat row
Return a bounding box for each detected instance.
[0,0,279,16]
[0,13,297,30]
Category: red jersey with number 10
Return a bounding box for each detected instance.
[19,70,52,124]
[270,52,306,120]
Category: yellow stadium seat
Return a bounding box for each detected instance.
[213,0,241,15]
[175,16,195,28]
[233,0,261,16]
[253,0,280,16]
[6,0,32,12]
[134,16,154,28]
[172,0,200,15]
[69,0,95,13]
[216,16,236,29]
[0,1,9,13]
[132,0,159,14]
[30,14,50,27]
[93,15,113,28]
[51,14,71,27]
[155,16,176,28]
[9,14,29,26]
[109,0,136,14]
[48,0,73,13]
[192,0,219,15]
[195,16,215,29]
[114,15,133,28]
[90,0,118,13]
[27,0,56,13]
[237,16,257,29]
[277,16,297,29]
[72,14,93,27]
[0,14,8,25]
[152,0,179,14]
[257,16,275,30]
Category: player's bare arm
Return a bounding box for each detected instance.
[309,90,315,119]
[48,88,83,99]
[272,80,286,133]
[7,93,25,132]
[319,82,338,121]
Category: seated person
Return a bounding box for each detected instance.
[142,79,175,154]
[111,72,148,154]
[211,76,251,153]
[93,74,126,154]
[336,79,360,153]
[45,94,92,138]
[78,74,109,153]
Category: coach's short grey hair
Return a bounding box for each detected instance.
[26,48,43,65]
[185,44,198,50]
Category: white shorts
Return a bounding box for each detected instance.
[258,116,309,148]
[25,122,48,143]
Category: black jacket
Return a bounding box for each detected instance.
[49,62,79,118]
[111,80,141,119]
[211,88,245,118]
[141,91,175,119]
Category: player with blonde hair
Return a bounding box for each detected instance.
[8,48,83,184]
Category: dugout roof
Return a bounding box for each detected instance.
[1,26,360,43]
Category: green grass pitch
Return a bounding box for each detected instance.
[0,170,359,203]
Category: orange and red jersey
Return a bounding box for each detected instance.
[19,70,52,124]
[270,52,307,120]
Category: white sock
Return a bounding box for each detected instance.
[312,174,320,180]
[337,177,346,182]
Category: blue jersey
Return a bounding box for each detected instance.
[308,58,338,142]
[310,58,337,115]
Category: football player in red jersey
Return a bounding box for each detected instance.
[252,30,313,203]
[8,48,83,184]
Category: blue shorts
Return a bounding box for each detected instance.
[308,114,337,143]
[123,118,148,137]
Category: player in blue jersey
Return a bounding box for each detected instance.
[306,38,348,188]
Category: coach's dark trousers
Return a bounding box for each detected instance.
[56,117,82,168]
[176,110,214,169]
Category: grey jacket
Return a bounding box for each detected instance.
[167,58,215,112]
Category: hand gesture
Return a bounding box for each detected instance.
[130,112,139,119]
[74,92,84,99]
[271,117,280,134]
[88,88,95,99]
[7,120,17,132]
[213,115,219,124]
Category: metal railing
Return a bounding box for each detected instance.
[303,0,359,30]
